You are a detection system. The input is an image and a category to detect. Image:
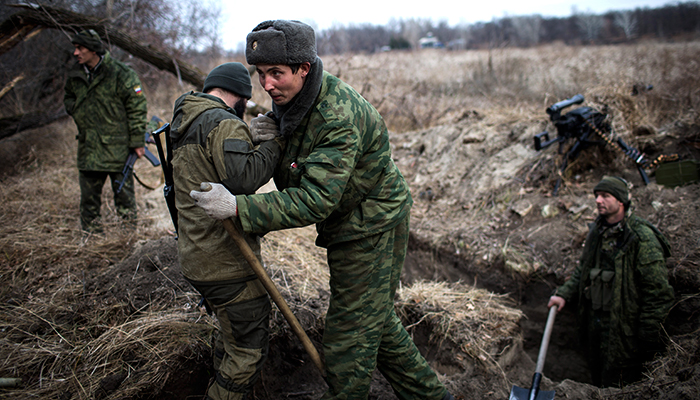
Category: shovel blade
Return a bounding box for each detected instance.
[509,385,555,400]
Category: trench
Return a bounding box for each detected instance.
[401,233,698,391]
[402,233,594,385]
[154,231,695,400]
[155,233,594,400]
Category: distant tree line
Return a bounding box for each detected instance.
[315,1,700,54]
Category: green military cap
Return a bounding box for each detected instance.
[594,176,631,209]
[72,29,105,55]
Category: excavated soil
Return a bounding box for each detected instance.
[51,109,700,400]
[2,49,700,400]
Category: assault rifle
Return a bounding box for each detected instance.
[534,94,655,196]
[115,131,161,194]
[151,122,178,235]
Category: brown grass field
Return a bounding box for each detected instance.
[1,39,699,399]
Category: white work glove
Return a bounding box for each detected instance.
[190,182,238,220]
[249,113,279,144]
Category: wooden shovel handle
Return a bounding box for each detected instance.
[221,218,326,377]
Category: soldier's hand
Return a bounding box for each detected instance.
[190,182,238,220]
[250,113,279,143]
[548,295,566,312]
[134,147,146,158]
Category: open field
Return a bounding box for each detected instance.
[1,40,699,399]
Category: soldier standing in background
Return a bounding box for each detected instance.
[548,176,675,387]
[64,29,148,233]
[191,20,455,400]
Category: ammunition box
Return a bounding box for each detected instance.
[655,160,699,187]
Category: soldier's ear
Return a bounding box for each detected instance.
[299,62,311,77]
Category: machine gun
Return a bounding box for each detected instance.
[115,130,161,194]
[534,94,665,195]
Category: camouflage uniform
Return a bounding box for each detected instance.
[556,213,674,387]
[64,51,147,231]
[237,72,448,400]
[170,92,284,400]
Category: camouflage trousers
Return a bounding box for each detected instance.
[79,170,137,232]
[586,309,644,388]
[321,215,447,400]
[189,276,271,400]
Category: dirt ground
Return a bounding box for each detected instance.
[2,48,700,400]
[27,109,697,400]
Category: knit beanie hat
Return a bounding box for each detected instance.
[71,29,105,55]
[594,176,631,209]
[245,20,317,65]
[203,62,253,99]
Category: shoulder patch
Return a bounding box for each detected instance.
[133,85,143,95]
[223,138,252,154]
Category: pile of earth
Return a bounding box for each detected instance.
[2,82,699,400]
[72,97,700,399]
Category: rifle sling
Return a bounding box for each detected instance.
[133,170,165,191]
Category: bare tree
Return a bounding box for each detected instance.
[575,12,604,43]
[400,18,431,49]
[510,15,542,46]
[614,10,638,40]
[318,23,351,55]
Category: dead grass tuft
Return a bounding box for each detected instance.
[1,301,213,399]
[397,281,524,368]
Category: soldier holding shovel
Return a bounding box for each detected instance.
[548,176,674,387]
[191,20,455,400]
[169,62,284,399]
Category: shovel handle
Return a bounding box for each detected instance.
[221,218,326,377]
[535,305,558,374]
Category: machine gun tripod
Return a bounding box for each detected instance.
[534,94,676,195]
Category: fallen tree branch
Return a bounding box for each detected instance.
[0,111,68,140]
[0,73,24,101]
[0,4,206,88]
[0,23,41,54]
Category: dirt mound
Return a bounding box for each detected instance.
[84,237,190,311]
[387,85,700,399]
[74,234,533,400]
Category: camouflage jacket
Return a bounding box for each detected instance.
[170,92,284,282]
[556,213,674,364]
[64,52,147,172]
[237,71,412,247]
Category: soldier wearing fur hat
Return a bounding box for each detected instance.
[191,20,455,400]
[548,176,674,387]
[64,29,148,233]
[169,62,284,400]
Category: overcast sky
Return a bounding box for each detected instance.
[219,0,675,51]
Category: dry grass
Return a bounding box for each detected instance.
[1,301,213,399]
[262,228,329,302]
[320,41,700,133]
[1,40,699,399]
[397,281,523,369]
[0,119,212,399]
